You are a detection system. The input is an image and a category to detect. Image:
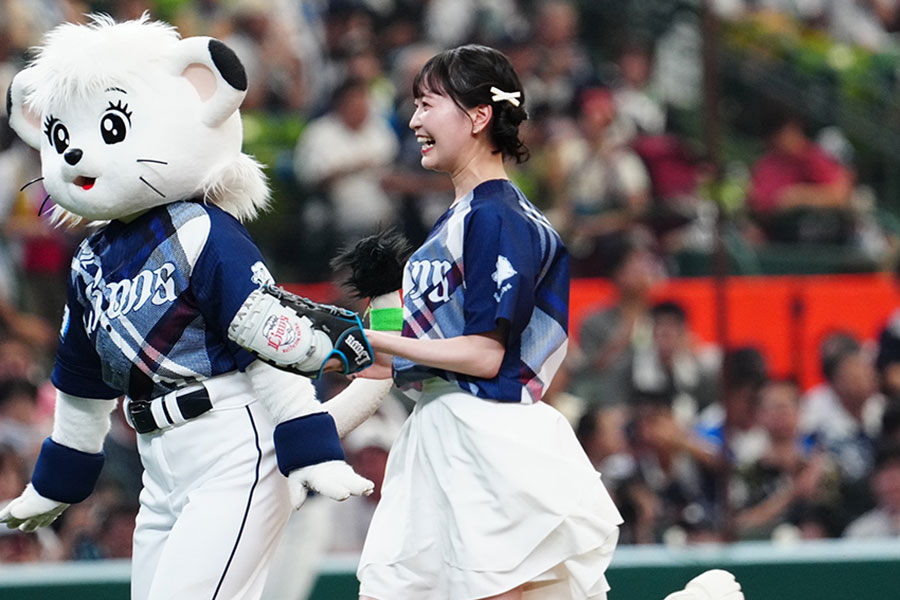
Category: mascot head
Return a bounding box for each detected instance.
[6,13,269,225]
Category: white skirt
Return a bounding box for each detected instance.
[358,379,622,600]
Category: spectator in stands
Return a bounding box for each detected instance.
[731,379,840,540]
[0,378,45,464]
[801,332,884,450]
[843,441,900,538]
[881,399,900,444]
[618,394,720,544]
[0,302,56,363]
[576,403,632,487]
[422,0,527,49]
[876,284,900,400]
[746,106,855,245]
[547,86,652,276]
[827,0,900,50]
[0,100,27,302]
[695,346,770,467]
[523,0,595,115]
[800,331,884,527]
[0,443,27,504]
[631,300,719,424]
[611,40,666,141]
[218,0,307,112]
[565,231,661,407]
[293,76,400,252]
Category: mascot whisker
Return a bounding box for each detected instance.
[1,13,400,600]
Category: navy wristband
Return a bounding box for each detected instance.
[32,438,105,504]
[272,412,345,476]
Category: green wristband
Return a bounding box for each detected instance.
[369,307,403,331]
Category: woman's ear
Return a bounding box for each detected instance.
[7,68,43,149]
[171,37,247,127]
[470,104,493,136]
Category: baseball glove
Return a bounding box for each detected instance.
[228,285,373,378]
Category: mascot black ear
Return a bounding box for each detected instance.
[7,68,43,150]
[173,37,248,128]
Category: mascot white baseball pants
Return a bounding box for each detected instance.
[129,371,292,600]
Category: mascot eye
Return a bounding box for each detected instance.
[43,116,70,154]
[100,101,132,145]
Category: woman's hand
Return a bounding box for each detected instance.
[352,361,394,380]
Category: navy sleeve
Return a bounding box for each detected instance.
[51,279,121,399]
[191,208,269,367]
[462,203,537,337]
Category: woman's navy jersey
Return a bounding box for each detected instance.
[393,179,569,404]
[51,201,271,401]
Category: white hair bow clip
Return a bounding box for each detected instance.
[490,86,521,107]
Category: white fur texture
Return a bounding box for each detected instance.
[663,570,744,600]
[25,15,175,111]
[51,392,117,454]
[11,13,269,225]
[245,360,393,438]
[287,461,374,509]
[245,360,321,423]
[322,378,393,438]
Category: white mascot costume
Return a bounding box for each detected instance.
[0,14,397,600]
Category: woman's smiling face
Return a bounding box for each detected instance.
[409,88,476,174]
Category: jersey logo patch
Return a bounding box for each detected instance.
[407,259,452,304]
[251,261,274,287]
[492,255,516,302]
[262,314,304,354]
[84,262,178,334]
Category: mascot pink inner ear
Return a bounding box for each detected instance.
[182,63,217,101]
[21,102,42,132]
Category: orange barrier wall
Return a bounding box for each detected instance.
[289,274,900,391]
[571,274,900,390]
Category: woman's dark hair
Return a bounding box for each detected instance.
[412,44,529,163]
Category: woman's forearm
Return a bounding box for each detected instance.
[365,328,507,379]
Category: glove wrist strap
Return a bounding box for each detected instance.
[369,307,403,331]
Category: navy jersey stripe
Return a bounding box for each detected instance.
[53,201,270,399]
[394,179,569,403]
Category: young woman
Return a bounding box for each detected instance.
[356,44,623,600]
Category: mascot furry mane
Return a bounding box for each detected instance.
[7,13,269,226]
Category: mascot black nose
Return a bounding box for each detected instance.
[64,148,83,165]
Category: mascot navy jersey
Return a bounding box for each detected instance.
[394,179,569,404]
[52,200,268,401]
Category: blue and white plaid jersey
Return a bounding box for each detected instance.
[52,201,271,401]
[394,179,569,404]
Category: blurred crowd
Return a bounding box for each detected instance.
[560,231,900,545]
[3,0,900,574]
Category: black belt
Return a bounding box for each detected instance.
[128,387,212,434]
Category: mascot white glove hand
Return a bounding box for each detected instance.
[0,484,70,532]
[663,569,744,600]
[246,361,373,509]
[286,460,374,510]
